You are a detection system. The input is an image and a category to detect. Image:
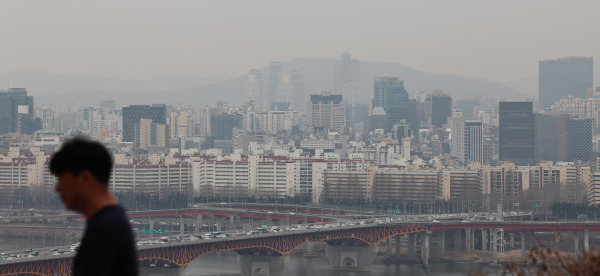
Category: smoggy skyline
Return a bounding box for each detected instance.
[2,0,600,86]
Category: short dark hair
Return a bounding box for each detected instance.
[50,137,113,184]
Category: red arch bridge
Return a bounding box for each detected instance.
[2,221,600,275]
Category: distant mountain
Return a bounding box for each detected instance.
[503,78,538,100]
[20,59,528,109]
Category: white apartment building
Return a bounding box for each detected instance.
[261,110,298,134]
[191,159,250,198]
[110,161,191,197]
[248,156,297,199]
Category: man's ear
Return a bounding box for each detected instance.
[78,170,96,188]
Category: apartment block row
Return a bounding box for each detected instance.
[322,162,595,204]
[2,145,600,205]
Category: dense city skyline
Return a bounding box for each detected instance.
[4,2,600,274]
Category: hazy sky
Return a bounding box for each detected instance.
[3,0,599,84]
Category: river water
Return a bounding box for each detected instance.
[186,251,502,276]
[1,236,502,275]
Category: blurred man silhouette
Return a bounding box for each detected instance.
[51,137,138,275]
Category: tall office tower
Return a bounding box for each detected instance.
[275,73,293,106]
[122,104,167,142]
[243,69,264,111]
[0,88,38,134]
[100,100,116,114]
[335,52,360,103]
[373,76,417,132]
[267,62,283,109]
[307,92,347,134]
[425,90,452,128]
[450,117,483,164]
[539,56,593,110]
[274,71,305,111]
[369,107,387,131]
[533,114,559,163]
[210,114,242,140]
[499,102,534,165]
[290,70,305,111]
[348,103,369,133]
[569,118,593,162]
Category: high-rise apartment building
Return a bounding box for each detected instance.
[272,71,305,111]
[134,119,169,150]
[122,104,167,142]
[35,105,61,131]
[450,118,483,164]
[539,56,593,110]
[499,102,534,165]
[307,92,347,133]
[267,62,283,110]
[373,77,416,132]
[261,110,298,134]
[243,69,264,110]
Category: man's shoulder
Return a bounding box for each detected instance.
[89,205,131,229]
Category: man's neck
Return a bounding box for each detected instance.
[83,191,118,219]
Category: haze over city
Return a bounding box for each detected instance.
[3,1,600,275]
[2,0,600,98]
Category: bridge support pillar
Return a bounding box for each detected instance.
[150,218,154,231]
[407,233,416,260]
[305,242,316,257]
[238,254,289,276]
[481,229,487,253]
[453,230,462,250]
[196,215,202,233]
[470,227,475,252]
[521,230,526,260]
[230,216,235,230]
[509,232,514,249]
[584,229,590,253]
[385,238,392,258]
[325,245,378,270]
[216,220,222,232]
[421,231,431,266]
[436,230,445,257]
[574,232,580,254]
[492,228,497,265]
[465,228,472,254]
[180,216,184,235]
[555,232,560,250]
[395,235,402,258]
[139,266,187,276]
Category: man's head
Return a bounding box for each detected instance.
[50,137,113,211]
